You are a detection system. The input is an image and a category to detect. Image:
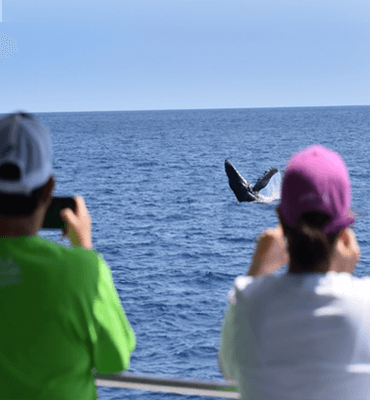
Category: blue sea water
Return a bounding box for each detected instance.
[34,106,370,399]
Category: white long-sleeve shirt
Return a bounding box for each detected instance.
[219,272,370,400]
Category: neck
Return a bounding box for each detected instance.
[288,261,330,274]
[0,208,45,237]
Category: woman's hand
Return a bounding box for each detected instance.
[60,196,92,249]
[329,228,360,274]
[248,225,289,277]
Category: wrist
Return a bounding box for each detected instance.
[69,231,92,249]
[248,261,267,277]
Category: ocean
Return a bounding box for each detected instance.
[34,106,370,399]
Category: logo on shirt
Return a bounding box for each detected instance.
[0,257,22,286]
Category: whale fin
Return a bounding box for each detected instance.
[225,159,257,202]
[252,167,279,192]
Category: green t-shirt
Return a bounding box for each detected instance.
[0,235,136,400]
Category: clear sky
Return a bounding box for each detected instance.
[0,0,369,113]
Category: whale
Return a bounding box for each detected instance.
[225,159,279,202]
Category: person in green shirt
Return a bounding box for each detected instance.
[0,112,136,399]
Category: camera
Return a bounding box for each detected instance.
[42,197,77,229]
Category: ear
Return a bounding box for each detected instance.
[337,229,350,246]
[40,177,55,205]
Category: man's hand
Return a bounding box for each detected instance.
[329,228,360,274]
[248,225,289,277]
[60,196,92,249]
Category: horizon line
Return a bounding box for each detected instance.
[1,104,370,115]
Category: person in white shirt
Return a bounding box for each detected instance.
[219,145,365,400]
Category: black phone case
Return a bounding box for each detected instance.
[42,197,76,229]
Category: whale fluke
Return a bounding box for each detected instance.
[252,167,279,192]
[225,160,257,202]
[225,160,278,202]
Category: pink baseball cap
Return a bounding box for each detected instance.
[278,145,355,235]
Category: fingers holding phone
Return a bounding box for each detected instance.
[43,197,76,229]
[248,225,289,277]
[60,196,92,249]
[330,228,360,274]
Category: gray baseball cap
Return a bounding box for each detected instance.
[0,112,53,195]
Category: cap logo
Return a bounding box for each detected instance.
[1,145,14,158]
[322,193,330,204]
[299,192,330,204]
[299,193,317,202]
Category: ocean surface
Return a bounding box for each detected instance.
[33,106,370,399]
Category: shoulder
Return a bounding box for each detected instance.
[32,236,108,288]
[35,236,101,268]
[322,271,370,288]
[228,274,282,305]
[62,246,108,287]
[326,272,370,294]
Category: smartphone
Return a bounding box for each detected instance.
[42,197,77,229]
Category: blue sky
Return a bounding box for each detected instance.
[0,0,369,113]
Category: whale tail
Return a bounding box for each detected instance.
[252,167,279,192]
[225,160,279,202]
[225,159,256,202]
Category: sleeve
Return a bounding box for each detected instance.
[91,255,136,374]
[218,276,257,381]
[218,304,239,380]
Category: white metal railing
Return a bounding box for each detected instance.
[95,372,240,399]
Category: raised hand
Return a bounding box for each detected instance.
[60,196,92,249]
[329,228,360,274]
[248,225,289,277]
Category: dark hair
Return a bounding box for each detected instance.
[0,163,47,216]
[283,212,339,272]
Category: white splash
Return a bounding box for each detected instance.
[256,171,282,204]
